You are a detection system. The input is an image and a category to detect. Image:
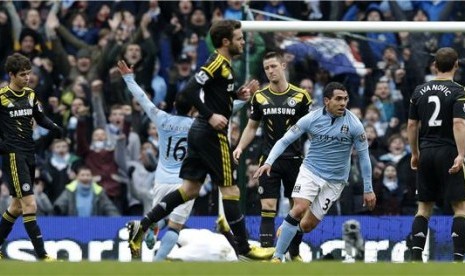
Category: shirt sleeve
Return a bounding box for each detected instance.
[122,74,164,123]
[453,93,465,119]
[408,92,419,121]
[351,117,373,193]
[183,69,214,119]
[264,115,310,165]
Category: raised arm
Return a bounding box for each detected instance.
[118,60,160,123]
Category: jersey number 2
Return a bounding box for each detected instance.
[428,95,442,127]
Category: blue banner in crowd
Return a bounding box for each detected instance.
[2,216,454,262]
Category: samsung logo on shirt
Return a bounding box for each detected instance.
[10,108,32,117]
[263,107,295,115]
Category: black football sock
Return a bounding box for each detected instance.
[0,211,18,247]
[23,213,47,258]
[289,230,303,257]
[411,215,428,261]
[260,210,276,248]
[223,198,250,254]
[141,189,188,232]
[452,216,465,261]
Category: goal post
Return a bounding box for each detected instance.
[241,20,465,33]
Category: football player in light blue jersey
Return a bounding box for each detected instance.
[118,60,249,261]
[119,60,196,260]
[254,82,377,262]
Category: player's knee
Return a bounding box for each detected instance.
[299,219,318,233]
[220,185,240,198]
[20,197,37,214]
[260,198,277,211]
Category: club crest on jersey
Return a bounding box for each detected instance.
[340,124,349,134]
[359,132,367,142]
[287,97,297,107]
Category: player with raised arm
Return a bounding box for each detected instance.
[254,82,376,262]
[118,60,196,261]
[123,19,272,260]
[407,47,465,262]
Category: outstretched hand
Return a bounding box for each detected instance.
[253,163,271,179]
[117,60,133,76]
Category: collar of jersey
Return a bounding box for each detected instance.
[8,86,26,97]
[268,84,290,95]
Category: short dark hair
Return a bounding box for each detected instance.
[175,92,193,116]
[323,82,347,99]
[76,165,92,175]
[210,20,241,49]
[5,53,32,75]
[435,47,458,73]
[263,51,284,63]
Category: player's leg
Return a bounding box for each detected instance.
[0,198,21,257]
[259,198,277,247]
[17,154,51,260]
[411,148,438,261]
[128,179,201,257]
[451,201,465,262]
[257,156,283,248]
[282,158,304,261]
[154,191,195,261]
[445,148,465,262]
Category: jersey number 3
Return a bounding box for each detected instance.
[428,95,442,127]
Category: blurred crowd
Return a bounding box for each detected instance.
[1,0,464,218]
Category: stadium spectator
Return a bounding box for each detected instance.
[53,166,120,217]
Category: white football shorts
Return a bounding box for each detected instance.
[152,183,195,225]
[292,165,346,220]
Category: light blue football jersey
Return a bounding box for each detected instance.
[265,107,371,188]
[123,74,194,184]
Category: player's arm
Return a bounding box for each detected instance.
[353,123,376,210]
[233,119,260,162]
[450,96,465,174]
[182,69,214,119]
[407,93,421,170]
[118,60,161,123]
[32,99,62,136]
[407,118,420,169]
[254,119,306,178]
[450,117,465,174]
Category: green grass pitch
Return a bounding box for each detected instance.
[1,261,464,275]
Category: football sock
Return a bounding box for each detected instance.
[223,198,249,254]
[260,210,276,248]
[141,189,187,232]
[154,227,179,261]
[0,211,18,246]
[274,214,299,260]
[220,229,239,255]
[23,213,47,258]
[452,216,465,261]
[411,215,428,261]
[289,229,303,257]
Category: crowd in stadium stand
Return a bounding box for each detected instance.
[0,0,464,218]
